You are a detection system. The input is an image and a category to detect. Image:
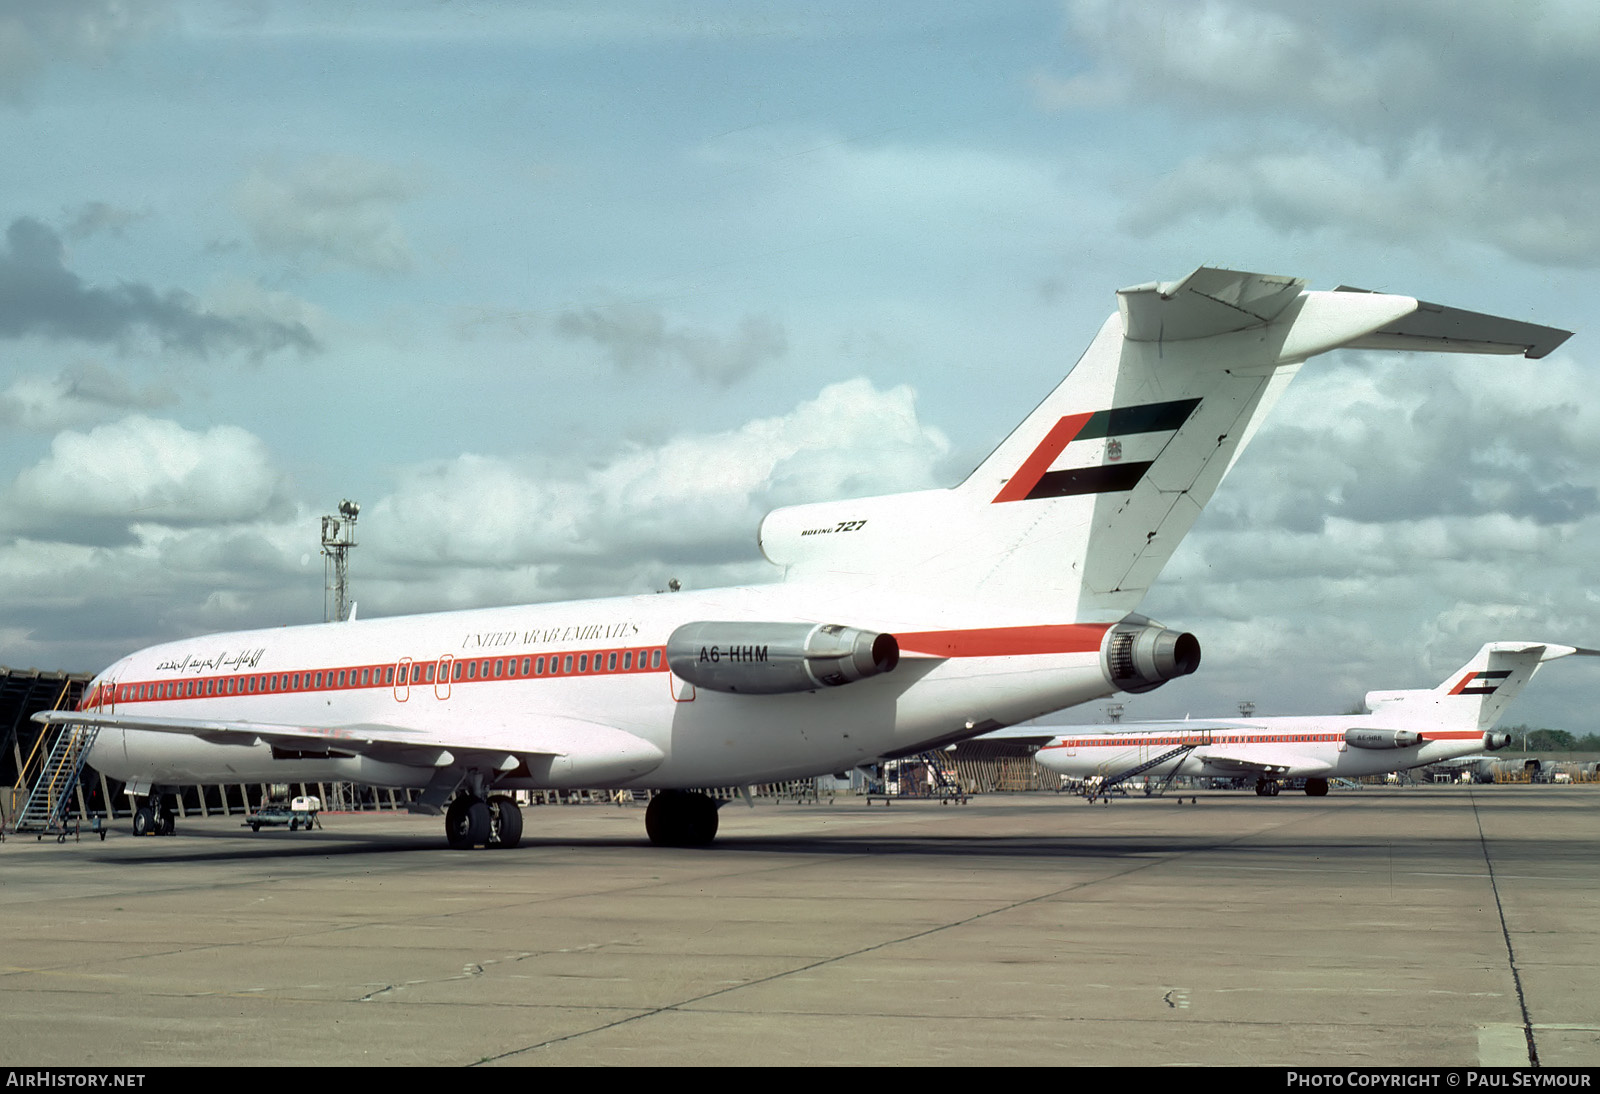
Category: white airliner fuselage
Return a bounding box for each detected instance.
[39,267,1572,846]
[1036,718,1499,793]
[86,585,1118,791]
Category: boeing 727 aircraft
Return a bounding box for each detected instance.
[1025,642,1597,796]
[37,268,1571,847]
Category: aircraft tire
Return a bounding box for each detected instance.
[445,796,493,849]
[1304,778,1329,797]
[645,791,719,848]
[133,807,155,836]
[487,795,523,849]
[158,811,175,835]
[465,800,491,845]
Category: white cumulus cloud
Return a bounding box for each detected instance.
[2,415,292,544]
[365,377,950,609]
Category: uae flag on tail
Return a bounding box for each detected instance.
[1449,670,1512,696]
[992,397,1201,504]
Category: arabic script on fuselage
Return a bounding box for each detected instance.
[154,648,267,675]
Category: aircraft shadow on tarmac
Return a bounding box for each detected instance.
[81,786,1578,866]
[83,827,1537,867]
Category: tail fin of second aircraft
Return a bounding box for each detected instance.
[758,268,1570,622]
[1365,642,1599,730]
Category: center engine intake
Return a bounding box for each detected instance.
[1101,616,1202,694]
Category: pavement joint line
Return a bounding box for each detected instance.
[472,808,1311,1064]
[1470,786,1538,1069]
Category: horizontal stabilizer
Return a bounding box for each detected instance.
[1335,288,1572,359]
[1119,268,1306,341]
[1537,643,1600,660]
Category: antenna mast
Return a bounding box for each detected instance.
[321,499,360,622]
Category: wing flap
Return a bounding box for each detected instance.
[1192,745,1332,777]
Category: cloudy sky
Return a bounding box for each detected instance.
[3,0,1598,731]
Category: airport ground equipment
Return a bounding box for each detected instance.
[11,682,97,838]
[1086,743,1199,802]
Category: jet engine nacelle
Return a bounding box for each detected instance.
[1101,616,1201,694]
[1484,732,1511,751]
[1344,728,1424,750]
[667,621,900,695]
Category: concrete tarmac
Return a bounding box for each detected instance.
[1,785,1596,1067]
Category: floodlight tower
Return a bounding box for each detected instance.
[321,500,360,623]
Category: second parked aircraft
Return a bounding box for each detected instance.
[1019,642,1597,796]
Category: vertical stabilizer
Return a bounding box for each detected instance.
[757,269,1570,623]
[1365,642,1597,730]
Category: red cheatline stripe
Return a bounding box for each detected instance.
[991,412,1092,504]
[898,623,1111,658]
[90,645,670,708]
[1040,730,1486,748]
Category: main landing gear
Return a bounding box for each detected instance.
[132,795,177,836]
[444,793,523,849]
[1253,778,1330,797]
[645,790,719,848]
[437,788,721,849]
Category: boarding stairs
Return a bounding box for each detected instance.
[864,752,968,805]
[916,751,968,803]
[13,697,99,837]
[1086,743,1198,802]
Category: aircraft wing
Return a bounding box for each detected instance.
[1428,755,1497,767]
[972,725,1067,746]
[1191,745,1333,777]
[33,709,665,781]
[978,718,1257,744]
